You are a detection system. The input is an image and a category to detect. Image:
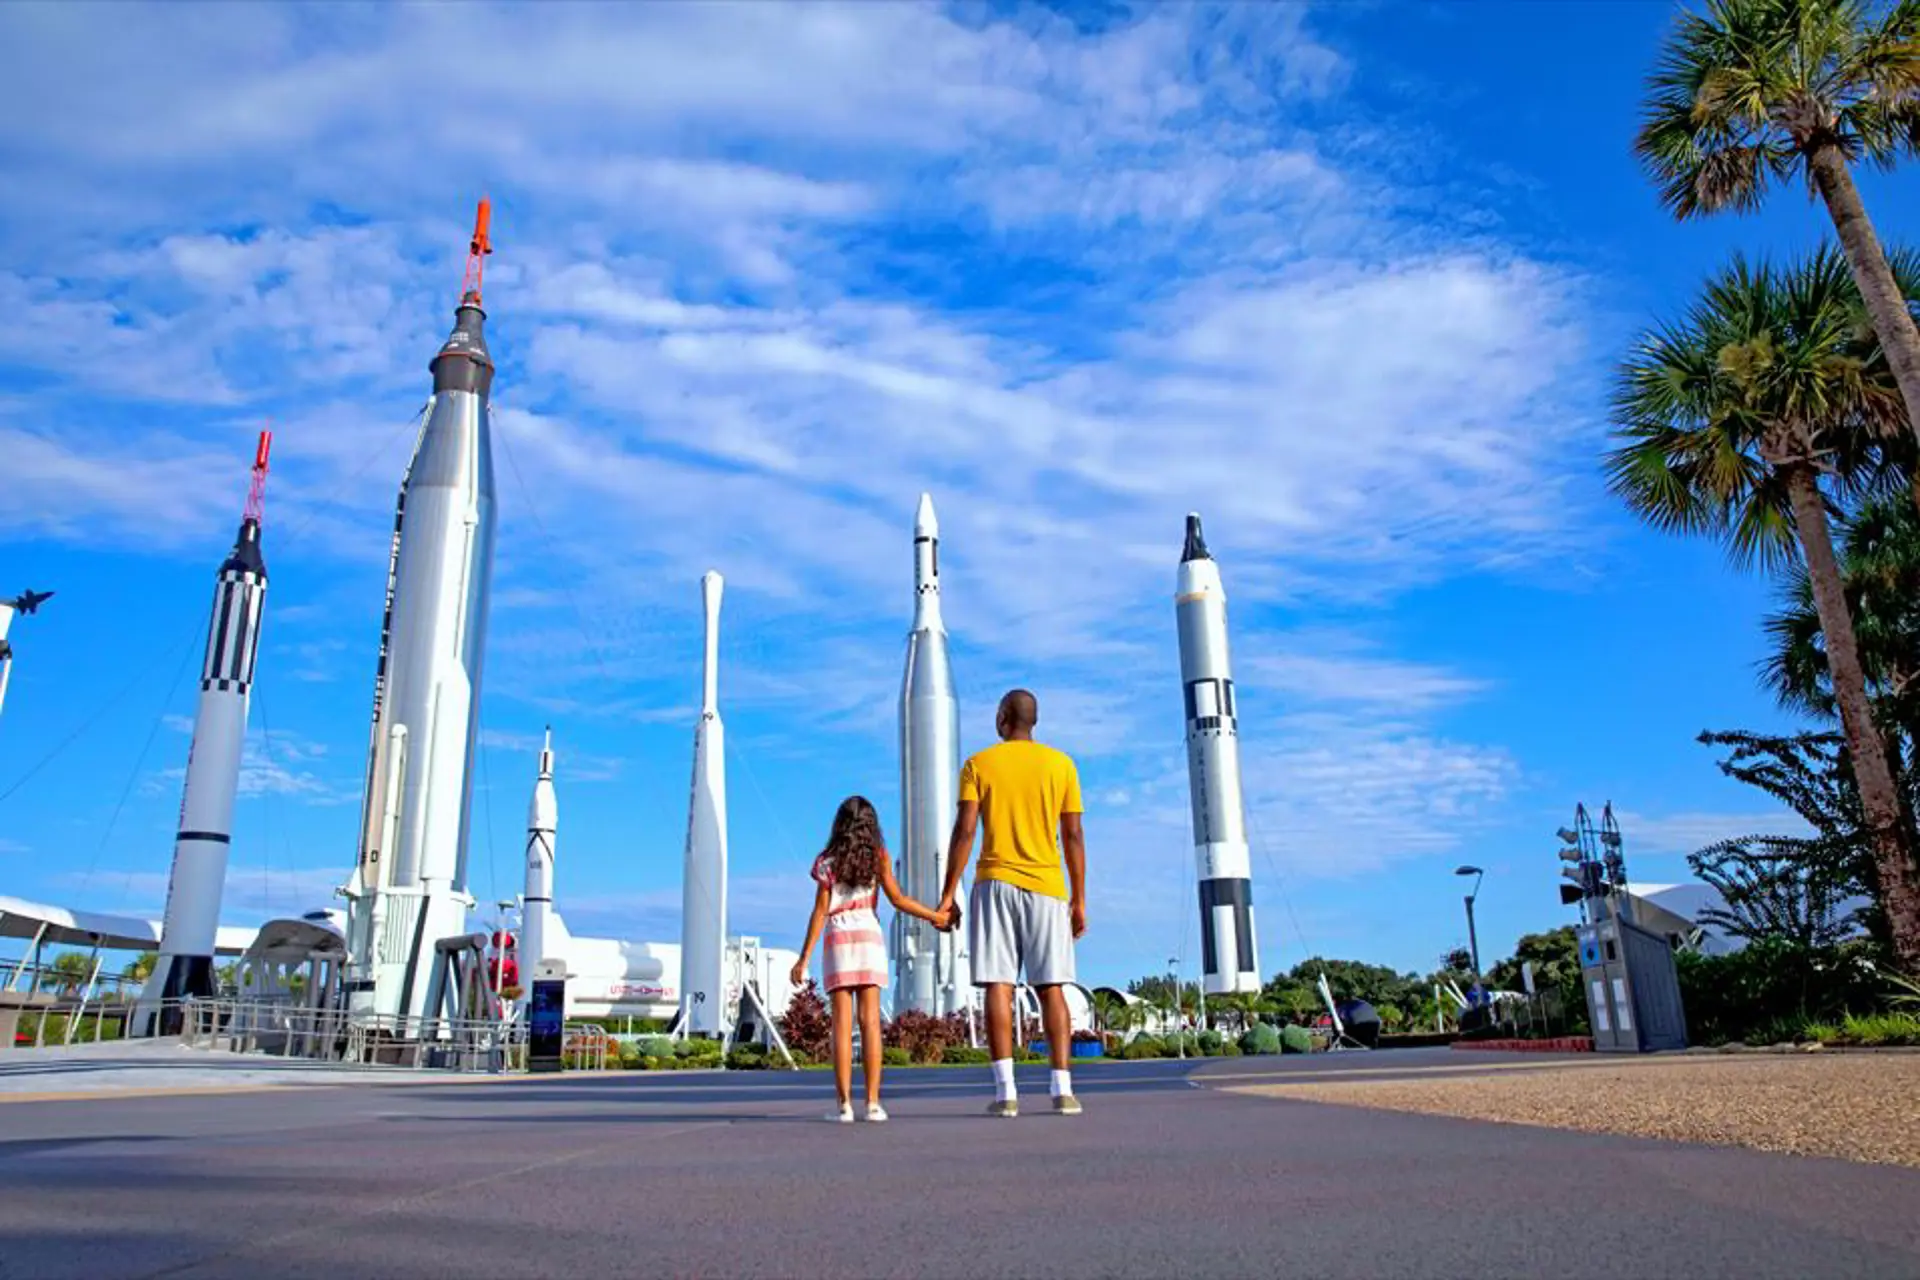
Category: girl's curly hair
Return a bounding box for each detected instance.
[821,795,884,888]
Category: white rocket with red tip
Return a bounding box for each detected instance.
[343,200,500,1024]
[138,433,272,1035]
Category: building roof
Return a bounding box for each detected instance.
[0,894,258,954]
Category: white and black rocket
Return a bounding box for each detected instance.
[678,571,729,1036]
[343,201,499,1024]
[1175,512,1261,995]
[139,433,272,1035]
[521,728,556,994]
[895,493,970,1015]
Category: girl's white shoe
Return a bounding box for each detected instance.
[862,1103,889,1123]
[826,1103,853,1123]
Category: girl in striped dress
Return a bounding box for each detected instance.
[791,795,949,1123]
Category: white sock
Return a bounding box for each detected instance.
[1051,1068,1073,1098]
[992,1057,1016,1102]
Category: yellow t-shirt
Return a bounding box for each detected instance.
[959,739,1083,900]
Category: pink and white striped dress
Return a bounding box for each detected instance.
[814,854,886,993]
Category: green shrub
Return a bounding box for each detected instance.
[674,1037,723,1060]
[1676,939,1881,1046]
[1239,1024,1282,1056]
[1841,1012,1920,1046]
[943,1045,990,1065]
[1015,1045,1044,1063]
[1801,1021,1843,1044]
[1197,1030,1225,1055]
[882,1046,912,1066]
[635,1035,675,1060]
[1218,1039,1242,1056]
[1119,1037,1164,1060]
[1281,1025,1313,1054]
[726,1043,772,1070]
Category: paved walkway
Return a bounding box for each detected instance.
[1,1049,1916,1278]
[0,1038,465,1101]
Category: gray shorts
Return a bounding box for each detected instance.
[969,878,1076,987]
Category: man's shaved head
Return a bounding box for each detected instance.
[997,689,1038,737]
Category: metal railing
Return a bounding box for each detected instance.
[174,998,528,1073]
[11,992,617,1075]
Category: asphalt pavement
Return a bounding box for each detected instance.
[1,1049,1916,1279]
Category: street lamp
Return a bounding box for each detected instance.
[1168,956,1184,1060]
[1454,865,1484,987]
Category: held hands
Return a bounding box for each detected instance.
[1070,898,1087,940]
[932,897,959,932]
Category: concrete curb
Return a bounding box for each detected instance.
[1452,1037,1594,1053]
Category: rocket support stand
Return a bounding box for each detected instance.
[722,979,797,1070]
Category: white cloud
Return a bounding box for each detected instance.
[0,1,1600,971]
[1615,809,1816,859]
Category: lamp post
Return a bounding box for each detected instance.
[1168,957,1184,1060]
[1454,865,1484,1000]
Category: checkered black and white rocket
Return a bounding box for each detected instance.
[1175,512,1261,996]
[139,432,273,1035]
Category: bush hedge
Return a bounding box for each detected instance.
[882,1046,912,1066]
[1239,1024,1282,1056]
[1676,940,1883,1046]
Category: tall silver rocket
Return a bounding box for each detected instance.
[344,200,499,1023]
[138,434,272,1036]
[895,493,970,1015]
[678,571,729,1037]
[1175,512,1261,995]
[521,728,556,989]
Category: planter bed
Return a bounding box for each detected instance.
[1452,1036,1594,1053]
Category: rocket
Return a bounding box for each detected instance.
[137,434,272,1036]
[521,729,556,995]
[1174,512,1261,995]
[344,200,499,1023]
[0,588,54,720]
[895,493,970,1015]
[678,571,729,1037]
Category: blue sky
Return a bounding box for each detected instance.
[1,1,1912,988]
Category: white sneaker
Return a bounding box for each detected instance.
[863,1103,889,1123]
[826,1104,853,1123]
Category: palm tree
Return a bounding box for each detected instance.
[1763,494,1920,754]
[1635,0,1920,478]
[1606,248,1920,969]
[49,951,94,996]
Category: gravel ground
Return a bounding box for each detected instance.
[1222,1051,1920,1169]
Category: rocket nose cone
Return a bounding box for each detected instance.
[1182,512,1211,563]
[915,492,938,537]
[432,302,494,395]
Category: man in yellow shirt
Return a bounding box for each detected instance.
[936,688,1087,1118]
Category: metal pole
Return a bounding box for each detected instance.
[1169,958,1183,1060]
[1463,894,1482,983]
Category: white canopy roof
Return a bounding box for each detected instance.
[0,894,258,954]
